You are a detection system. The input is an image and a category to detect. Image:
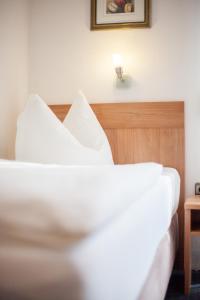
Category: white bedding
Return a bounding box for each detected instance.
[68,168,180,300]
[0,161,162,246]
[0,165,180,300]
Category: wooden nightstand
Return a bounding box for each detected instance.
[184,195,200,295]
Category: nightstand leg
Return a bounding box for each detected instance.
[184,209,191,295]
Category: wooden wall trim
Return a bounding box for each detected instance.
[50,101,184,129]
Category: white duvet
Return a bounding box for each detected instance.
[0,161,179,300]
[0,160,162,247]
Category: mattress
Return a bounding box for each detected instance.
[139,214,178,300]
[0,167,180,300]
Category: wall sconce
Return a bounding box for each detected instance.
[112,54,124,81]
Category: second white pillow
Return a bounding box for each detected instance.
[63,91,113,158]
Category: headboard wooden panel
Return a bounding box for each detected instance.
[49,101,185,267]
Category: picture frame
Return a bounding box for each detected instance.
[91,0,150,30]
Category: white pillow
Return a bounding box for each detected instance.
[63,91,109,150]
[15,95,113,165]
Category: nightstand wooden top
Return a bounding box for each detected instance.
[185,195,200,210]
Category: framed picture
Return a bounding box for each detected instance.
[91,0,150,30]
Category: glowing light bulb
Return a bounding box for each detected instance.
[112,54,124,81]
[112,54,123,68]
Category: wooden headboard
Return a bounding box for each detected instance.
[50,101,185,266]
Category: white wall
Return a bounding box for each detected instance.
[29,0,190,103]
[185,1,200,269]
[0,0,29,158]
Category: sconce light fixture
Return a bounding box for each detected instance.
[112,54,124,81]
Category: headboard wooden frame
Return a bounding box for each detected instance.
[50,101,185,267]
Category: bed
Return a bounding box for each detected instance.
[49,101,185,299]
[0,101,184,300]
